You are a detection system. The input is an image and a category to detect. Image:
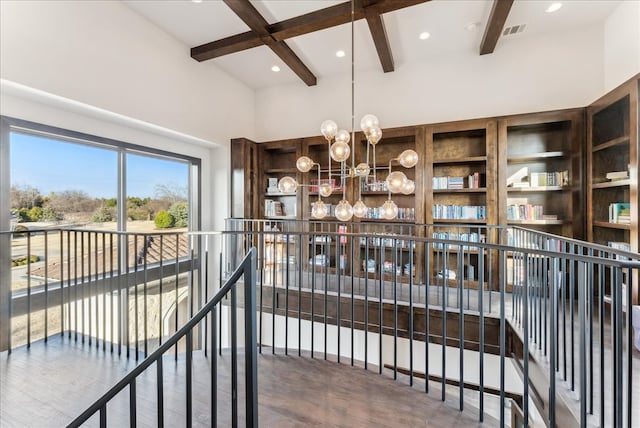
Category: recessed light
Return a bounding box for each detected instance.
[192,0,202,3]
[419,32,431,40]
[465,22,480,31]
[271,65,280,72]
[336,50,346,58]
[546,2,562,13]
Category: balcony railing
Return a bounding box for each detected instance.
[2,221,638,427]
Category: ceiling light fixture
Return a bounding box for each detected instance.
[419,31,431,40]
[278,0,418,221]
[336,50,346,58]
[271,65,280,72]
[465,22,479,31]
[546,2,562,13]
[191,0,203,3]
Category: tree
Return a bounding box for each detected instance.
[10,185,43,210]
[168,202,188,227]
[154,183,187,204]
[46,190,99,215]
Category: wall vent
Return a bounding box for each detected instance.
[503,24,526,36]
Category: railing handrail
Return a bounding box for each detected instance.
[0,228,188,236]
[221,228,640,270]
[66,247,257,428]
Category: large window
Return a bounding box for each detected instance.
[2,118,199,233]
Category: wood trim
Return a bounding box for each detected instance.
[222,0,317,86]
[192,0,430,74]
[364,3,394,72]
[479,0,514,55]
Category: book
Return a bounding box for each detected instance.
[606,171,629,181]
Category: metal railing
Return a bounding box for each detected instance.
[1,228,196,356]
[67,246,258,428]
[2,220,638,427]
[224,218,639,428]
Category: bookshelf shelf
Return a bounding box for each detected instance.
[592,180,631,189]
[432,156,486,165]
[592,135,630,152]
[507,186,566,192]
[433,188,487,194]
[593,221,631,230]
[507,219,566,225]
[507,151,566,163]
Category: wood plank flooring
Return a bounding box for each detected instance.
[1,336,497,427]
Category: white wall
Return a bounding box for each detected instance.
[0,0,256,228]
[255,25,604,141]
[604,0,640,92]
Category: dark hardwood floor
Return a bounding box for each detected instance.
[1,336,497,427]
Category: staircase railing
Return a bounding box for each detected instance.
[224,218,639,428]
[66,247,258,428]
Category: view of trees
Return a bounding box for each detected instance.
[10,184,188,228]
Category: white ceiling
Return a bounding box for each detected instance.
[123,0,622,90]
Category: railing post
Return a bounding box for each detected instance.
[244,247,258,428]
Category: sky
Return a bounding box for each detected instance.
[10,132,189,199]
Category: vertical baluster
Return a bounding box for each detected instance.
[285,232,290,355]
[499,249,506,427]
[44,231,49,342]
[458,247,464,411]
[478,246,485,422]
[579,261,588,427]
[350,230,355,366]
[523,254,530,427]
[88,232,92,346]
[157,357,164,427]
[425,242,430,393]
[175,234,179,360]
[550,257,558,428]
[626,264,634,428]
[143,236,148,357]
[364,233,369,370]
[129,379,137,428]
[409,239,414,386]
[60,230,64,338]
[393,239,398,380]
[231,282,238,426]
[186,330,193,428]
[159,235,164,348]
[27,232,31,348]
[441,245,448,402]
[211,304,217,428]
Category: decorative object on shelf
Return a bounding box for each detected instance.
[276,0,418,221]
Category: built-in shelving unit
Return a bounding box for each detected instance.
[587,74,639,306]
[498,109,584,239]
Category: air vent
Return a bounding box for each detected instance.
[502,24,526,36]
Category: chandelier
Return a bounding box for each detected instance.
[276,1,418,222]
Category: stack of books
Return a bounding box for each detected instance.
[609,202,630,224]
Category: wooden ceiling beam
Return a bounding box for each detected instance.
[222,0,317,86]
[192,0,429,67]
[479,0,514,55]
[363,0,394,73]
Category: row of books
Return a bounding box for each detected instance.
[432,205,486,220]
[507,167,569,188]
[361,180,389,192]
[507,204,557,221]
[364,207,415,220]
[362,259,414,276]
[432,172,483,189]
[609,202,630,224]
[359,233,415,249]
[608,241,631,252]
[432,232,486,250]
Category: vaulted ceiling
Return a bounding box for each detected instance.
[123,0,622,90]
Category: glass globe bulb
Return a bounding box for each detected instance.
[296,156,314,173]
[386,171,407,193]
[360,114,379,135]
[312,200,328,219]
[368,126,382,145]
[278,176,297,193]
[335,200,354,222]
[319,183,333,197]
[354,162,371,177]
[334,129,351,145]
[330,141,351,162]
[401,179,415,195]
[353,200,368,218]
[398,149,419,168]
[381,199,398,220]
[320,120,338,141]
